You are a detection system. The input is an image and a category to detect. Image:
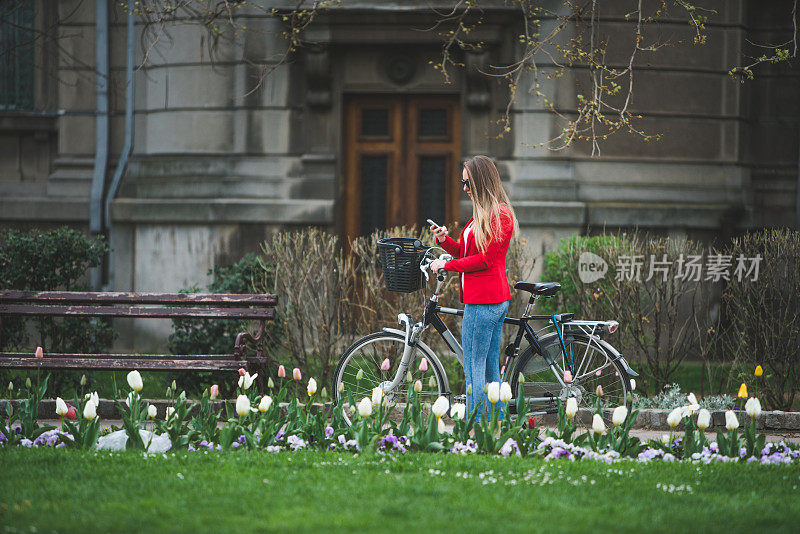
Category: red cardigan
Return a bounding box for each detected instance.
[439,205,513,304]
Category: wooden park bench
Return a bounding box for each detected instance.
[0,291,277,379]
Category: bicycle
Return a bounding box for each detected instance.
[332,237,638,425]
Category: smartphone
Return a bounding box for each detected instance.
[426,218,440,229]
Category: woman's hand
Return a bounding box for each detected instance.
[429,259,447,273]
[430,224,448,244]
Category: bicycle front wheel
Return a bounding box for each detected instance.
[333,331,448,425]
[509,334,631,422]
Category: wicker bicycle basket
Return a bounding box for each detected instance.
[376,237,428,293]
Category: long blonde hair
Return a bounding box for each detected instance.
[463,155,519,252]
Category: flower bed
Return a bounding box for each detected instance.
[2,366,799,467]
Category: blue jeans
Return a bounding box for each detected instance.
[462,300,509,421]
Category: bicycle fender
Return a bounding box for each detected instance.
[381,327,452,393]
[592,337,639,377]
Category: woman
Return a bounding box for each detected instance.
[429,155,519,420]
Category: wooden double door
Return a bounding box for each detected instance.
[343,95,461,241]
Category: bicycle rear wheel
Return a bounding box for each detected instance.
[509,333,631,424]
[333,331,448,425]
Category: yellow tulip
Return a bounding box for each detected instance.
[737,382,748,399]
[754,365,763,377]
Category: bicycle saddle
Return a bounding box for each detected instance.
[514,281,561,297]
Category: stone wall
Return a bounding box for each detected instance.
[0,0,798,350]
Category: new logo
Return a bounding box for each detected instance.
[578,252,608,284]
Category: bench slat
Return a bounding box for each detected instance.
[0,357,267,371]
[0,291,277,306]
[0,304,274,319]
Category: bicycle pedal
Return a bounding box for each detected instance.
[452,394,466,403]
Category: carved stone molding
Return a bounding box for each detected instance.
[305,47,331,109]
[465,50,491,109]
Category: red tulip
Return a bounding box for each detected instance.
[527,417,536,429]
[66,405,77,420]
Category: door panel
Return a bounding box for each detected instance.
[343,95,460,243]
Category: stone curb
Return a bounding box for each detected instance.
[3,400,799,432]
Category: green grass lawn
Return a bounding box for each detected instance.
[2,449,799,533]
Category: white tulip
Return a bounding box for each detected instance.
[437,417,446,434]
[126,370,143,392]
[428,375,436,389]
[725,410,739,431]
[125,392,133,408]
[357,397,373,418]
[86,391,99,407]
[307,377,318,397]
[267,377,275,389]
[612,405,628,427]
[242,372,257,390]
[413,380,423,393]
[499,382,513,404]
[630,378,636,391]
[745,397,762,418]
[450,403,466,421]
[356,368,364,381]
[55,397,68,417]
[371,386,384,406]
[685,403,700,416]
[486,382,500,404]
[431,396,449,418]
[235,395,251,417]
[661,434,671,444]
[565,397,578,418]
[591,413,606,435]
[337,381,345,394]
[687,392,698,405]
[667,407,683,428]
[83,400,97,420]
[147,404,157,418]
[259,395,273,413]
[166,407,175,419]
[697,408,711,430]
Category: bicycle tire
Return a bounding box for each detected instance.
[332,331,449,425]
[508,333,631,424]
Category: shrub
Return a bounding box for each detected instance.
[257,229,356,392]
[721,229,800,410]
[539,232,714,395]
[0,227,114,393]
[168,253,278,396]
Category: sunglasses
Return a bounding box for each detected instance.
[460,178,470,188]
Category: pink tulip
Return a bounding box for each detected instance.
[419,359,428,372]
[238,368,246,376]
[210,384,219,400]
[278,365,286,378]
[500,366,505,375]
[563,370,573,383]
[380,358,390,371]
[596,369,602,376]
[595,384,604,397]
[35,346,43,359]
[292,368,302,381]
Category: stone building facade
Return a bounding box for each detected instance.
[1,1,798,347]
